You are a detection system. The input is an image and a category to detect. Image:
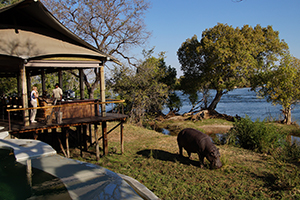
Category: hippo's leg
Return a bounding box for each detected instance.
[178,144,183,156]
[198,153,205,168]
[187,151,191,159]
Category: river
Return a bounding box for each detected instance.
[163,88,300,124]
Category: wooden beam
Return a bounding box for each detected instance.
[26,70,31,100]
[66,129,70,158]
[41,69,46,92]
[79,69,84,100]
[77,126,82,157]
[94,123,100,161]
[83,125,87,151]
[102,121,108,156]
[121,121,124,154]
[17,73,21,97]
[58,69,63,90]
[21,63,29,126]
[100,66,106,117]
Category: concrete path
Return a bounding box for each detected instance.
[0,126,9,140]
[0,138,160,200]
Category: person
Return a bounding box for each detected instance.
[30,86,38,123]
[52,83,63,105]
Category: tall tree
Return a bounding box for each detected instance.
[177,23,288,112]
[252,54,300,124]
[108,50,169,125]
[42,0,151,98]
[156,52,181,114]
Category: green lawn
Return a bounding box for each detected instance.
[67,121,300,199]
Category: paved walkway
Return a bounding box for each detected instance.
[0,126,8,140]
[0,138,159,200]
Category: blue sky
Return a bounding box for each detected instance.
[136,0,300,77]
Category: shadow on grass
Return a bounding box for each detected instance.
[137,149,200,167]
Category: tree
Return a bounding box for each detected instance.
[0,0,20,7]
[156,52,181,114]
[252,54,300,124]
[177,23,288,112]
[42,0,151,99]
[0,77,17,97]
[108,50,169,125]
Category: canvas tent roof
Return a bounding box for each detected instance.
[0,0,120,77]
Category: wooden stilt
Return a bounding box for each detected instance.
[66,129,70,158]
[83,125,87,151]
[26,159,32,187]
[78,126,82,157]
[121,121,124,154]
[94,123,100,161]
[33,130,38,140]
[88,124,92,144]
[102,121,108,156]
[58,136,67,157]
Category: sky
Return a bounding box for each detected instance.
[135,0,300,77]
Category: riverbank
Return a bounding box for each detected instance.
[68,121,300,199]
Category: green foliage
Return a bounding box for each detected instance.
[227,115,286,153]
[252,54,300,124]
[0,0,20,7]
[177,23,288,111]
[0,77,17,96]
[272,141,300,163]
[31,70,80,98]
[108,50,169,125]
[165,92,182,113]
[268,162,300,193]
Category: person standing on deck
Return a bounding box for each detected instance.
[30,86,38,123]
[52,83,63,105]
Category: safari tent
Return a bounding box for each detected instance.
[0,0,127,157]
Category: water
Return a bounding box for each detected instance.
[163,88,300,124]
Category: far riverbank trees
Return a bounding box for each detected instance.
[177,23,291,122]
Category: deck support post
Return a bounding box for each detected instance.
[41,69,46,93]
[26,159,32,187]
[58,69,62,89]
[100,66,106,117]
[20,63,29,126]
[121,121,124,154]
[102,121,108,156]
[83,125,87,151]
[94,123,100,161]
[88,124,92,144]
[65,128,70,158]
[77,126,82,157]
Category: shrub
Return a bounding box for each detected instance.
[272,141,300,163]
[226,115,286,153]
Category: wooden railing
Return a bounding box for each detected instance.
[6,99,125,131]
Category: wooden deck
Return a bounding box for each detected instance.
[5,113,127,134]
[1,113,128,158]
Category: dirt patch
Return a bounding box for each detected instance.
[200,125,233,134]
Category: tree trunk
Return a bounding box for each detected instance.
[89,89,94,99]
[283,107,292,125]
[208,89,223,111]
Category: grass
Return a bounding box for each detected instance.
[65,120,300,199]
[148,118,234,135]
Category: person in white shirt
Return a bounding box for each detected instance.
[30,86,38,123]
[52,83,63,104]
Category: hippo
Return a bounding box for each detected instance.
[177,128,222,169]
